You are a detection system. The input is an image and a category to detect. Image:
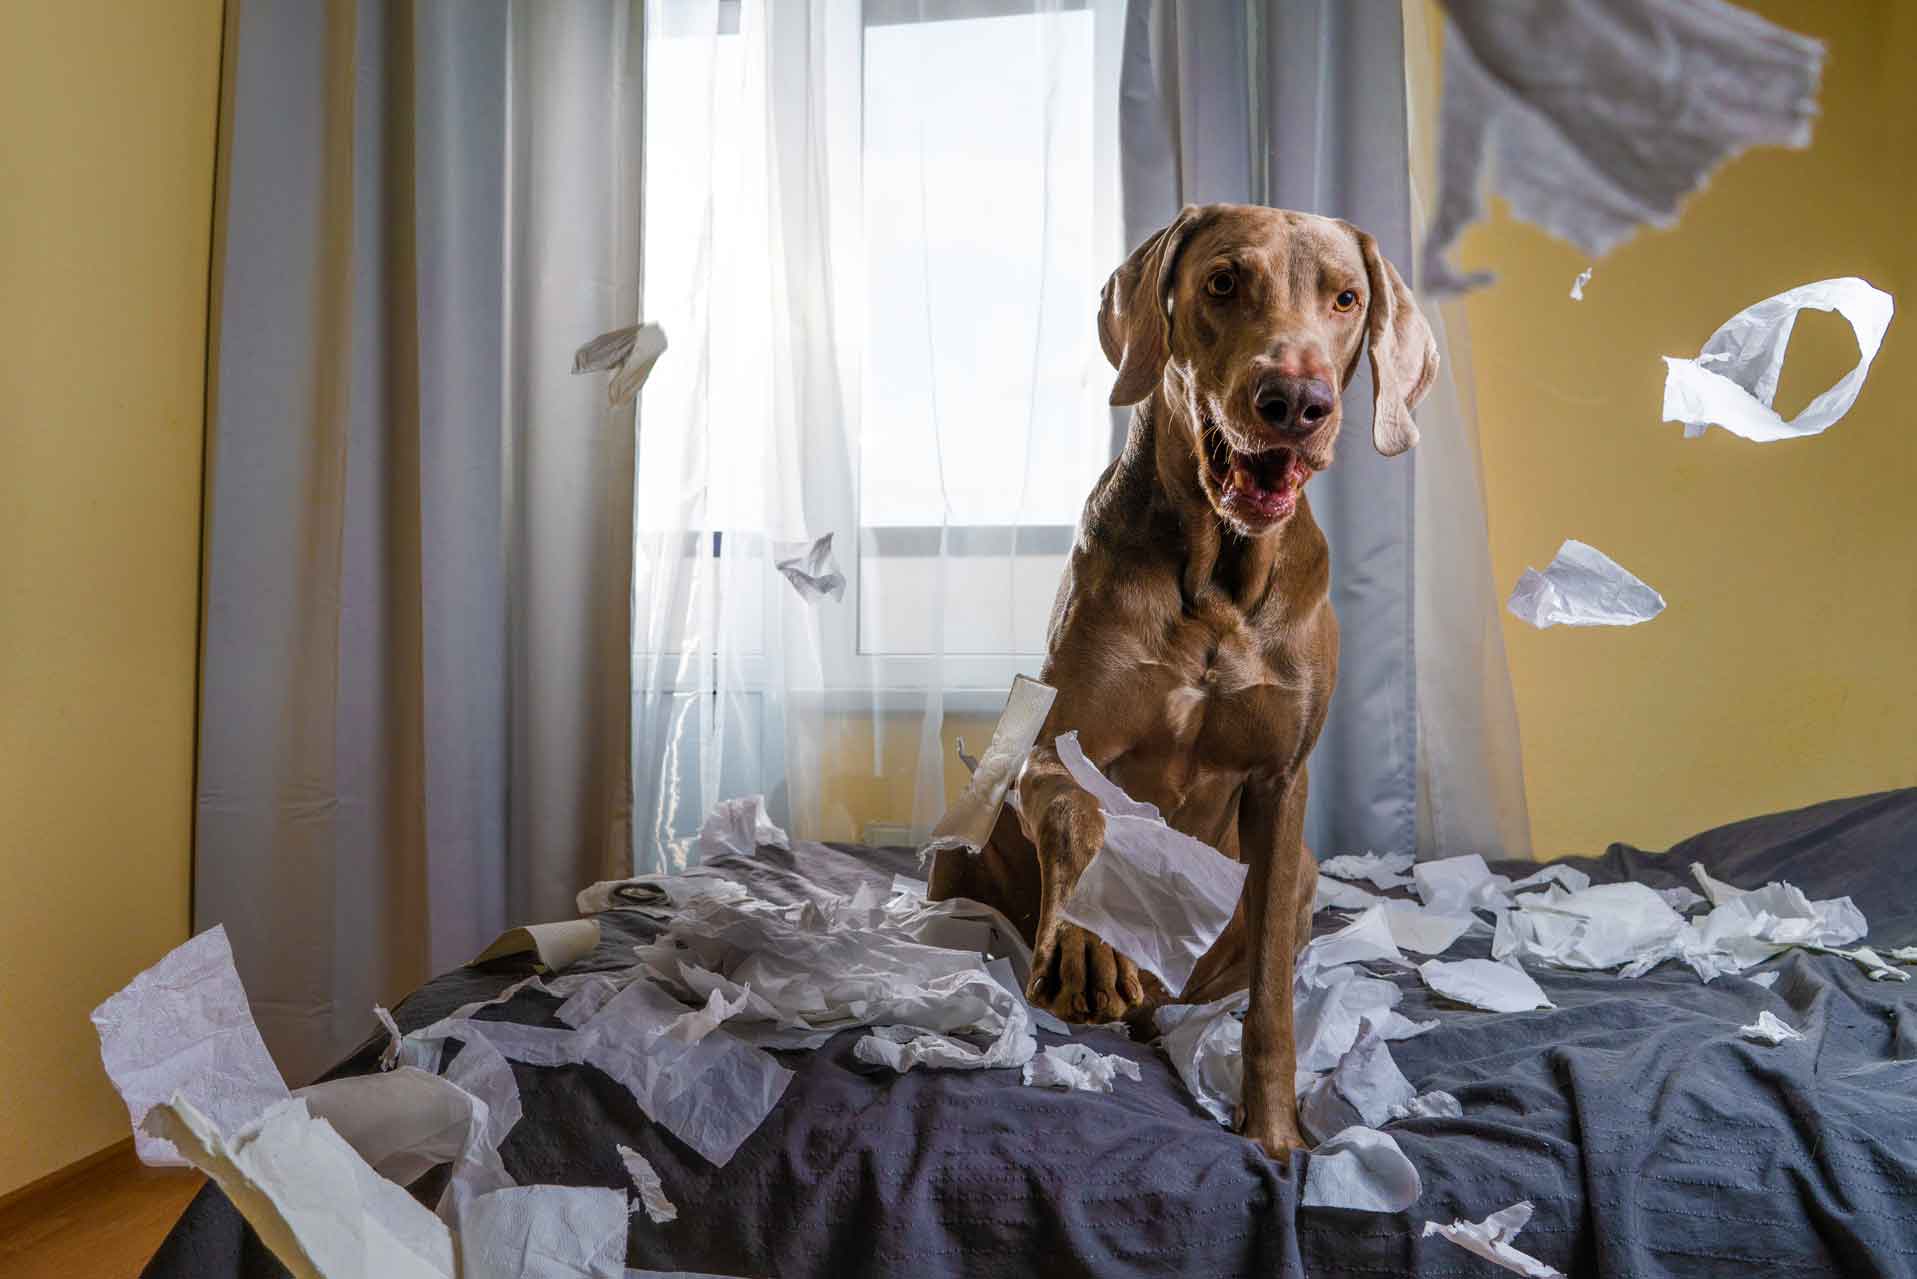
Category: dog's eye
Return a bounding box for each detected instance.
[1205,271,1236,299]
[1334,290,1360,312]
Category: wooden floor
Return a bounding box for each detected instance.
[0,1144,202,1279]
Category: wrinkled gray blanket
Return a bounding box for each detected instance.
[144,788,1917,1278]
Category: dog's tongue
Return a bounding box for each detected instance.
[1226,452,1301,520]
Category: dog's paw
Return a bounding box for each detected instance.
[1027,921,1147,1021]
[1235,1101,1310,1159]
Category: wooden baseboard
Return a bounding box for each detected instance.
[0,1137,136,1216]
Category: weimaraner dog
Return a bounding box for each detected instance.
[931,203,1438,1154]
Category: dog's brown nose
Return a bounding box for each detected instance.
[1253,373,1336,434]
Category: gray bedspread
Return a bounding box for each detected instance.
[145,788,1917,1278]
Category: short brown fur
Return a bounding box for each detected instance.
[930,203,1437,1154]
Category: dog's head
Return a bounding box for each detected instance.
[1098,204,1438,534]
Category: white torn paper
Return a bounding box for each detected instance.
[1387,1090,1463,1123]
[772,533,847,605]
[143,1094,457,1279]
[1314,875,1382,914]
[1056,731,1249,995]
[1419,958,1553,1013]
[1379,900,1476,957]
[1319,851,1415,891]
[470,920,601,972]
[1749,971,1780,990]
[1510,865,1592,896]
[1739,1010,1804,1045]
[1298,904,1406,983]
[1497,882,1686,970]
[1892,947,1917,964]
[1021,1042,1142,1093]
[1506,540,1665,630]
[90,925,292,1167]
[1298,1019,1415,1144]
[1302,1125,1423,1213]
[572,322,668,409]
[617,1146,678,1224]
[1424,1,1823,294]
[1658,885,1708,913]
[459,1185,628,1279]
[1423,1200,1564,1278]
[1662,278,1894,443]
[1826,944,1911,983]
[1412,854,1513,916]
[1569,268,1591,302]
[696,795,790,861]
[294,1067,514,1222]
[922,676,1057,860]
[1155,991,1248,1126]
[1294,966,1436,1074]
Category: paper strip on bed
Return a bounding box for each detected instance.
[921,675,1057,859]
[1423,1200,1565,1278]
[1055,733,1248,995]
[470,919,601,972]
[143,1094,457,1279]
[459,1185,629,1278]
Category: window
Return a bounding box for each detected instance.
[638,0,1121,697]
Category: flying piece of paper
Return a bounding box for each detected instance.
[572,322,668,408]
[772,533,847,604]
[922,676,1057,860]
[1507,540,1665,629]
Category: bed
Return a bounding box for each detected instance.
[144,787,1917,1278]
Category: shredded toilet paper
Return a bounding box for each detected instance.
[772,533,847,604]
[1423,1200,1564,1278]
[1662,277,1894,443]
[1507,540,1665,630]
[1021,1043,1142,1093]
[1055,731,1249,995]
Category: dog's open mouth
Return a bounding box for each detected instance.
[1202,420,1311,524]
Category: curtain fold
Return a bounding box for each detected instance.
[197,0,641,1081]
[1116,0,1530,859]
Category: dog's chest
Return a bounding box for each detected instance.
[1112,597,1312,812]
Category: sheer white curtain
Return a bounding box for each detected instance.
[631,0,1126,872]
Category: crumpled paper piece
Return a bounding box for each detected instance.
[1423,1200,1564,1278]
[922,676,1056,860]
[470,920,601,972]
[90,925,291,1167]
[1569,268,1591,302]
[401,977,794,1166]
[1662,278,1894,442]
[1298,904,1406,983]
[617,1146,678,1224]
[1295,965,1437,1073]
[296,1067,514,1223]
[1510,865,1591,896]
[1424,0,1823,294]
[1507,540,1665,630]
[1298,1019,1415,1144]
[697,794,790,861]
[1319,851,1415,891]
[572,322,668,408]
[1155,991,1250,1126]
[1055,731,1249,995]
[1739,1010,1804,1044]
[1824,944,1910,983]
[458,1185,628,1279]
[1412,854,1513,916]
[1615,865,1872,981]
[1302,1125,1423,1213]
[1021,1042,1142,1093]
[142,1094,458,1279]
[772,533,847,604]
[1379,900,1476,957]
[1314,876,1382,914]
[1419,958,1553,1013]
[1494,882,1686,970]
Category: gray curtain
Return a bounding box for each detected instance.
[1117,0,1529,859]
[197,0,641,1082]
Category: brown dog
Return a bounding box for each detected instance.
[929,203,1437,1154]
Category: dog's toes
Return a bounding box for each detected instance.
[1116,955,1146,1008]
[1057,931,1092,1019]
[1089,944,1126,1021]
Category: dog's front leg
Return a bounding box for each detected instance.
[1019,747,1148,1020]
[1239,766,1310,1157]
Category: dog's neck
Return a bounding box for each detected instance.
[1119,389,1305,615]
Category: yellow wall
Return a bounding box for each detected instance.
[0,0,223,1194]
[1457,0,1917,859]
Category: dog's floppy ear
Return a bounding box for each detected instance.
[1348,226,1439,456]
[1098,205,1204,407]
